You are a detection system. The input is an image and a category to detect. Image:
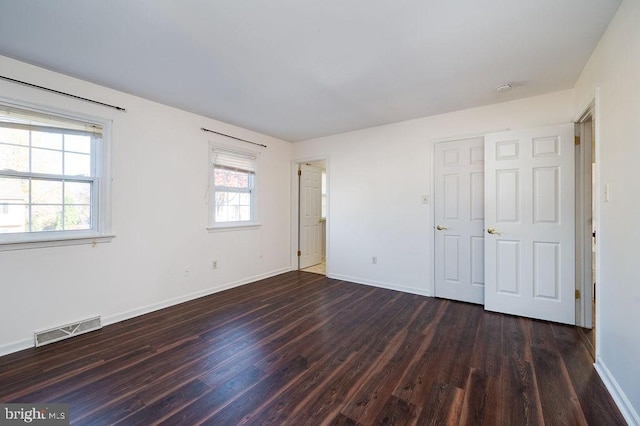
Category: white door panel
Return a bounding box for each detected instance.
[485,124,575,324]
[299,164,322,269]
[434,138,485,304]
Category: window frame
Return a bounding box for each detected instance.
[208,142,260,231]
[0,99,113,250]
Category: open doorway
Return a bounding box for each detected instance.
[295,160,327,275]
[576,100,597,358]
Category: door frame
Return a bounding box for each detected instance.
[291,156,329,272]
[575,88,601,334]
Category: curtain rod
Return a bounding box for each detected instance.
[0,75,127,112]
[201,127,267,148]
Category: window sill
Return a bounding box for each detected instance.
[207,223,261,232]
[0,234,115,251]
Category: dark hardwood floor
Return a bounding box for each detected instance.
[0,272,626,425]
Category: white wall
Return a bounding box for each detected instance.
[573,0,640,422]
[293,89,575,295]
[0,56,293,354]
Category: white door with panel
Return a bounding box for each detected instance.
[484,124,575,324]
[299,164,323,269]
[434,138,485,304]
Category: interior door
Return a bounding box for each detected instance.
[484,124,575,324]
[299,164,322,269]
[434,137,485,304]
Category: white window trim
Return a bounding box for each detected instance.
[0,98,113,250]
[207,141,260,230]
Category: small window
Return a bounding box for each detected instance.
[0,102,110,245]
[209,147,258,228]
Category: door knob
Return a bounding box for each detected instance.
[487,227,501,235]
[436,224,448,231]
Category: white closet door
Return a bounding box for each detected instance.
[434,137,485,305]
[484,124,575,324]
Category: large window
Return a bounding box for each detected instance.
[210,147,258,227]
[0,103,109,246]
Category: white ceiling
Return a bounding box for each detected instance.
[0,1,621,142]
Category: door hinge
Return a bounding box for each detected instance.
[575,289,581,299]
[575,136,580,146]
[297,250,301,256]
[298,169,302,176]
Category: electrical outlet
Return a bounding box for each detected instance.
[372,256,377,264]
[212,260,218,269]
[184,266,191,277]
[422,195,429,204]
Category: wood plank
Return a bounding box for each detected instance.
[340,296,429,423]
[554,338,626,425]
[503,315,532,362]
[328,413,361,426]
[339,330,418,423]
[415,383,464,425]
[500,357,543,425]
[69,394,145,426]
[246,347,353,425]
[528,319,559,352]
[372,395,419,425]
[531,346,588,425]
[469,311,503,375]
[112,379,210,425]
[201,355,310,425]
[459,368,489,425]
[162,366,266,425]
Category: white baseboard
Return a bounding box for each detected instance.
[595,356,640,425]
[0,338,34,357]
[328,273,431,297]
[0,267,292,358]
[103,267,292,326]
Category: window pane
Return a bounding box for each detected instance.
[239,206,250,221]
[64,205,91,230]
[32,131,62,150]
[0,143,29,172]
[226,191,239,205]
[239,193,250,205]
[64,181,91,204]
[236,173,249,188]
[213,170,226,186]
[31,204,63,232]
[32,179,63,204]
[215,205,229,222]
[64,152,91,176]
[0,176,29,234]
[64,134,91,154]
[214,168,250,188]
[228,206,239,221]
[0,204,27,233]
[0,177,29,203]
[0,128,29,146]
[32,148,62,175]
